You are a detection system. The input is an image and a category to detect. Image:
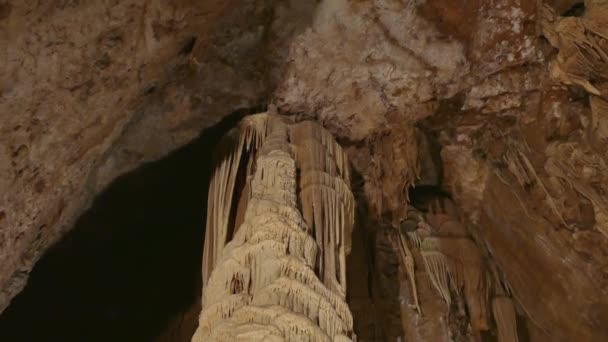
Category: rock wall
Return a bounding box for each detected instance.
[0,0,316,313]
[275,0,608,341]
[3,0,608,341]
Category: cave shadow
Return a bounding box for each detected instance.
[0,108,256,342]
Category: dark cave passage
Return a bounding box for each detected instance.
[0,110,252,342]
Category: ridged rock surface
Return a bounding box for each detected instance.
[3,0,608,341]
[0,0,315,312]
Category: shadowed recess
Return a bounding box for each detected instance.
[0,109,257,342]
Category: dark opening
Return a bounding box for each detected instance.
[408,185,452,213]
[562,2,585,17]
[178,37,197,56]
[0,109,253,342]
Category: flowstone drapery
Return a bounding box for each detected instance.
[390,202,520,341]
[193,113,355,341]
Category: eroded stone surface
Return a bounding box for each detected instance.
[3,0,608,341]
[0,0,316,313]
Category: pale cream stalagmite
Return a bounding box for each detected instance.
[202,114,270,284]
[193,113,354,341]
[292,121,354,298]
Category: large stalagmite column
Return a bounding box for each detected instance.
[192,113,354,341]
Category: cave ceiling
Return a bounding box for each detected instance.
[1,0,608,341]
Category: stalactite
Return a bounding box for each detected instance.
[277,256,352,318]
[289,121,351,184]
[299,172,354,296]
[541,1,608,95]
[294,140,341,181]
[590,92,608,145]
[420,249,452,307]
[203,113,270,285]
[364,121,420,219]
[502,147,568,228]
[426,212,469,237]
[440,238,489,330]
[194,113,354,341]
[545,142,608,239]
[292,122,355,298]
[300,171,354,217]
[241,205,318,263]
[419,234,490,331]
[233,180,251,236]
[407,231,423,248]
[394,228,422,315]
[402,200,520,339]
[492,296,519,342]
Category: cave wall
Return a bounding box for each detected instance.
[3,0,608,341]
[0,114,244,341]
[273,0,608,341]
[0,0,316,313]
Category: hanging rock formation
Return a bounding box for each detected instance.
[0,0,318,313]
[193,113,354,341]
[4,0,608,341]
[373,197,520,342]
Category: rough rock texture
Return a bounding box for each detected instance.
[193,114,354,341]
[423,1,608,341]
[0,0,316,312]
[275,0,468,141]
[3,0,608,341]
[274,0,608,341]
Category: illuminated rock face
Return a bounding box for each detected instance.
[3,0,608,341]
[0,0,316,314]
[193,113,354,341]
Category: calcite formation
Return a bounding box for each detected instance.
[0,0,317,314]
[3,0,608,341]
[194,113,354,341]
[385,202,519,341]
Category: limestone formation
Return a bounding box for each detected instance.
[193,113,354,341]
[542,1,608,96]
[387,202,521,341]
[4,0,608,341]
